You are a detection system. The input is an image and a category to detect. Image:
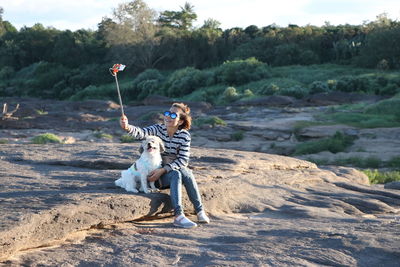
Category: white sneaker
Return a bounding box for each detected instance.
[173,214,197,228]
[197,210,210,223]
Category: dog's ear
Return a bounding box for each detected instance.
[159,140,165,153]
[139,143,144,154]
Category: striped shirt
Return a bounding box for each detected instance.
[126,123,191,172]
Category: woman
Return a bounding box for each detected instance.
[120,102,210,228]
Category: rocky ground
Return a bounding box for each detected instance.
[0,96,399,266]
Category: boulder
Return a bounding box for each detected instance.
[384,181,400,190]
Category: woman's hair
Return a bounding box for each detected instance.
[172,102,192,130]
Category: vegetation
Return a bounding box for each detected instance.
[314,97,400,128]
[363,169,400,184]
[334,156,381,168]
[1,1,400,103]
[194,116,227,127]
[388,156,400,169]
[230,131,245,141]
[293,131,355,155]
[137,111,163,122]
[120,135,136,143]
[31,133,62,144]
[1,3,399,181]
[93,131,113,139]
[307,155,400,170]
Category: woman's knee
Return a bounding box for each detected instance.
[180,168,196,183]
[170,170,182,181]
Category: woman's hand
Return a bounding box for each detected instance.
[148,168,167,182]
[120,115,129,131]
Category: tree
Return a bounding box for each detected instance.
[0,7,5,36]
[244,25,260,38]
[179,2,197,30]
[51,29,105,67]
[201,18,221,30]
[105,0,157,45]
[102,0,167,70]
[15,24,59,66]
[356,25,400,69]
[158,2,197,31]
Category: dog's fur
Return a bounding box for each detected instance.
[115,136,165,194]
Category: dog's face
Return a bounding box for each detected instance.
[139,136,165,154]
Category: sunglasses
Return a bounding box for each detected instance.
[164,111,178,119]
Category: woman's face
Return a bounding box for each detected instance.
[164,106,182,129]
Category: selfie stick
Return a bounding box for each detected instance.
[109,64,126,116]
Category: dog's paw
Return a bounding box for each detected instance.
[126,187,139,193]
[149,188,160,193]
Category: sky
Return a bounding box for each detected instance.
[1,0,400,31]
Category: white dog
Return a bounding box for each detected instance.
[115,136,165,194]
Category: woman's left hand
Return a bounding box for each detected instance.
[148,168,167,182]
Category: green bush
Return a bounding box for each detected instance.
[309,81,330,94]
[215,58,271,85]
[32,133,62,144]
[388,156,400,169]
[0,139,8,144]
[194,116,227,127]
[138,111,163,122]
[183,85,226,104]
[120,134,136,143]
[14,61,70,98]
[243,89,254,98]
[257,77,303,95]
[231,131,244,141]
[363,156,382,168]
[32,62,69,97]
[272,43,301,66]
[318,111,400,128]
[334,157,364,167]
[67,64,111,90]
[270,64,369,85]
[137,79,163,100]
[293,131,355,155]
[223,87,239,102]
[331,156,382,168]
[70,84,116,101]
[260,83,280,95]
[279,85,310,99]
[14,62,42,80]
[93,131,113,139]
[0,66,15,80]
[298,49,320,65]
[59,87,76,100]
[135,69,165,84]
[335,75,370,93]
[165,67,207,97]
[327,79,337,90]
[376,83,399,96]
[122,69,165,101]
[364,98,400,120]
[363,169,400,184]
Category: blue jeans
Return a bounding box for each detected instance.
[158,167,203,216]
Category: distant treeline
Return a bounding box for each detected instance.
[0,1,400,100]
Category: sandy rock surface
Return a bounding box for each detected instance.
[1,97,400,266]
[0,143,399,266]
